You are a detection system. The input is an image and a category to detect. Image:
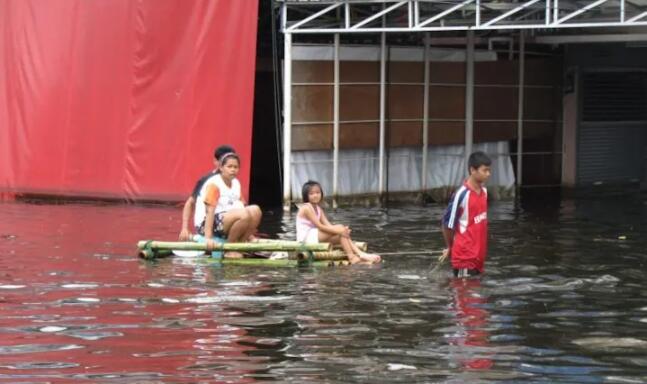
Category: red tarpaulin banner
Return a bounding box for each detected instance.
[0,0,258,201]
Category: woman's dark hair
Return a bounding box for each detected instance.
[219,152,240,166]
[301,180,323,203]
[214,145,236,161]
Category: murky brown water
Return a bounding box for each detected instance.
[1,190,647,383]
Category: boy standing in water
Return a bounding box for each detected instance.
[441,151,492,277]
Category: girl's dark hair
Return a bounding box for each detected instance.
[301,180,323,203]
[219,152,240,166]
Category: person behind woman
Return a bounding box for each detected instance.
[198,152,261,258]
[296,180,380,265]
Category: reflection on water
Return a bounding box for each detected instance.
[1,190,647,382]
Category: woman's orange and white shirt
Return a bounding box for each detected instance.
[193,174,242,227]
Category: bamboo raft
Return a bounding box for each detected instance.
[137,238,369,266]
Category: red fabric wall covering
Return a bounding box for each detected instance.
[0,0,258,201]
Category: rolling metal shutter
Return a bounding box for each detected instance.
[577,71,647,185]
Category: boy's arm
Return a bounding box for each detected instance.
[179,196,196,240]
[440,191,462,260]
[441,225,454,251]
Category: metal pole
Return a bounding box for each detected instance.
[465,31,474,167]
[516,31,525,187]
[282,32,293,210]
[378,32,387,197]
[422,33,430,191]
[332,34,340,208]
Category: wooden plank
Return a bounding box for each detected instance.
[292,85,333,123]
[388,85,424,119]
[389,121,423,147]
[340,122,379,148]
[292,124,333,151]
[340,85,380,120]
[293,60,333,83]
[340,61,379,82]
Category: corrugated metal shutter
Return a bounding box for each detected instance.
[577,71,647,185]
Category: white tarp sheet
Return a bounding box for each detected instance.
[291,141,515,199]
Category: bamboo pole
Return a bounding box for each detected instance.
[138,249,173,260]
[138,249,352,267]
[137,240,331,253]
[298,250,348,261]
[201,258,339,268]
[254,238,368,252]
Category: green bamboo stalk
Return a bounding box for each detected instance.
[138,248,173,260]
[137,240,330,252]
[298,250,348,261]
[199,258,336,268]
[255,238,367,252]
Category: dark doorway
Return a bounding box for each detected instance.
[249,0,282,208]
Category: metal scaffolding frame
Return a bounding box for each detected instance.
[279,0,647,206]
[280,0,647,33]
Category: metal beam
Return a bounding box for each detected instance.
[282,22,647,34]
[465,31,474,168]
[281,0,647,33]
[332,34,340,208]
[282,33,293,209]
[422,33,430,192]
[353,1,407,29]
[517,31,525,187]
[417,0,475,28]
[555,0,609,24]
[378,31,387,197]
[482,0,544,27]
[285,3,342,32]
[627,10,647,23]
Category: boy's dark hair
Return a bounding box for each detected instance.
[301,180,323,203]
[468,151,492,171]
[214,145,236,161]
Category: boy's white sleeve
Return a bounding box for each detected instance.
[442,187,467,230]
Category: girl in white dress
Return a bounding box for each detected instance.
[296,180,380,265]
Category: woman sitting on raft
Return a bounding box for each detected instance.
[198,152,262,258]
[296,180,381,265]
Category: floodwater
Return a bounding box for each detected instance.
[1,190,647,383]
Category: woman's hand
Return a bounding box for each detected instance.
[205,238,218,251]
[179,228,192,241]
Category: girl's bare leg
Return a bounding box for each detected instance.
[244,205,262,241]
[350,241,381,264]
[319,225,362,264]
[221,209,251,258]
